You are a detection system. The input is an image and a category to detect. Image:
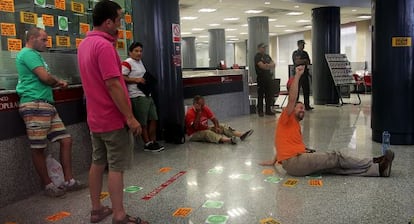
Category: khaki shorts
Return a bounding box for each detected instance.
[19,101,71,149]
[130,96,158,126]
[90,127,134,172]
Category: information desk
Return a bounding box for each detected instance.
[182,69,250,119]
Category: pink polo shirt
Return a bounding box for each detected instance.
[77,30,130,133]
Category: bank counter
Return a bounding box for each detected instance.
[182,69,250,119]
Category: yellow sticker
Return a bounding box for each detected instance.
[47,36,52,48]
[283,178,299,187]
[56,35,70,47]
[71,1,84,13]
[392,37,412,47]
[76,38,83,48]
[99,191,110,200]
[262,169,275,175]
[20,11,38,25]
[260,217,281,224]
[308,179,323,187]
[172,208,192,217]
[45,211,70,222]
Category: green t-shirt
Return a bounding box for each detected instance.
[15,47,54,103]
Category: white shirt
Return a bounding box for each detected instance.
[122,57,146,98]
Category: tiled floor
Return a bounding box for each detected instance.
[1,94,413,224]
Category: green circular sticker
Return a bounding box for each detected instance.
[207,215,228,223]
[123,186,142,193]
[59,17,68,29]
[36,0,45,5]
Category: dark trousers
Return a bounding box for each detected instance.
[257,76,274,113]
[297,73,310,107]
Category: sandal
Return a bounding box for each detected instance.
[90,206,113,223]
[112,214,149,224]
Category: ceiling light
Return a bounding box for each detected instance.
[245,10,263,14]
[241,24,248,27]
[268,18,277,22]
[304,25,312,29]
[225,28,237,31]
[227,35,236,38]
[357,15,371,19]
[274,24,286,28]
[352,9,357,12]
[208,23,220,26]
[296,19,310,23]
[198,35,208,38]
[181,32,192,35]
[198,8,216,13]
[286,11,303,16]
[264,1,271,5]
[240,32,248,35]
[284,29,296,32]
[192,28,204,31]
[224,17,239,21]
[269,32,277,36]
[294,5,299,8]
[181,16,198,20]
[229,38,239,41]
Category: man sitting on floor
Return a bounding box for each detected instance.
[260,65,395,177]
[185,95,254,144]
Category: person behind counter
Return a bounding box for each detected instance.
[15,27,85,197]
[185,95,254,144]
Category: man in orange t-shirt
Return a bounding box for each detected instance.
[260,66,395,177]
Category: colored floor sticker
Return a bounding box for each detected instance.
[208,167,223,174]
[262,169,275,175]
[260,217,281,224]
[308,179,323,187]
[45,211,70,222]
[99,192,110,201]
[306,173,322,179]
[159,167,172,173]
[283,179,299,187]
[264,176,282,184]
[229,174,254,180]
[202,200,224,208]
[172,207,193,217]
[205,215,229,224]
[142,171,186,200]
[123,185,143,193]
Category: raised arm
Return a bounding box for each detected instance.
[285,65,305,115]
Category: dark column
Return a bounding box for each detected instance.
[311,7,340,105]
[372,0,414,144]
[208,29,225,68]
[182,37,196,68]
[248,16,269,82]
[132,0,184,142]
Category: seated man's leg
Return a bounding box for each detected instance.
[221,124,254,141]
[189,129,222,143]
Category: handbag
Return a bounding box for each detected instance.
[137,71,157,97]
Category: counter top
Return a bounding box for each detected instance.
[0,84,82,95]
[182,69,245,78]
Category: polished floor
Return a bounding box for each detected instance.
[1,94,413,224]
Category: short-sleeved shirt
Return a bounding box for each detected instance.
[77,30,130,133]
[15,47,54,103]
[254,52,273,80]
[121,57,145,98]
[275,109,306,162]
[185,105,215,136]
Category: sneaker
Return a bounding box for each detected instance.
[144,142,165,152]
[65,179,87,192]
[240,129,254,141]
[230,136,238,145]
[379,150,395,177]
[45,183,65,197]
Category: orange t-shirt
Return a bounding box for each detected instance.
[275,109,306,162]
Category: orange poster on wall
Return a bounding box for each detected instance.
[116,41,125,49]
[0,0,15,12]
[55,0,66,10]
[118,30,124,39]
[76,38,83,48]
[125,14,132,24]
[1,23,16,36]
[20,11,38,25]
[8,38,22,51]
[47,36,52,48]
[125,30,132,40]
[42,14,54,27]
[56,36,70,47]
[79,23,89,35]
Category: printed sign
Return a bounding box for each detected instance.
[71,1,84,13]
[56,35,70,47]
[45,211,70,222]
[58,16,68,31]
[308,179,323,187]
[118,30,124,39]
[116,41,125,49]
[1,23,16,36]
[55,0,65,10]
[47,36,52,48]
[202,200,224,208]
[283,178,299,187]
[392,37,412,47]
[20,11,38,25]
[172,23,180,43]
[172,208,192,217]
[262,169,275,175]
[79,23,89,35]
[125,14,132,23]
[125,30,132,40]
[75,38,82,48]
[7,38,22,51]
[260,218,281,224]
[42,14,54,27]
[0,0,14,12]
[205,215,229,224]
[34,0,46,7]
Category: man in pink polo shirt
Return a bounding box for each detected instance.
[77,1,148,223]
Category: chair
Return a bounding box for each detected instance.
[352,74,364,93]
[363,75,372,92]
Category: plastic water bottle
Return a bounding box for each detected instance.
[382,131,391,155]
